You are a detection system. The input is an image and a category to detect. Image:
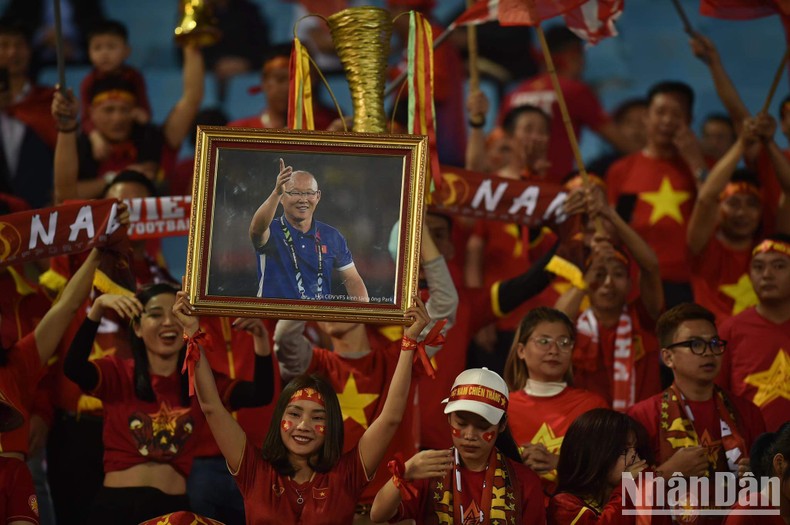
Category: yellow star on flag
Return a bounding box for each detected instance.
[719,274,758,315]
[639,177,691,225]
[336,373,379,429]
[744,350,790,407]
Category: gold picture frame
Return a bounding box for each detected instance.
[185,126,428,324]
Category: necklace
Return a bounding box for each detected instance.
[291,480,305,505]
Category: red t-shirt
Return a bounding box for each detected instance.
[691,235,756,326]
[308,331,418,505]
[228,105,336,131]
[89,356,233,477]
[627,389,766,467]
[79,65,151,134]
[606,152,697,283]
[0,456,39,524]
[232,440,370,525]
[194,316,282,456]
[500,73,610,182]
[392,455,546,525]
[722,500,785,525]
[572,301,662,407]
[508,387,608,493]
[0,333,41,456]
[548,487,633,525]
[0,269,50,350]
[718,308,790,432]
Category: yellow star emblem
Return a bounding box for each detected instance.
[503,224,523,258]
[718,274,758,315]
[744,350,790,407]
[89,342,116,361]
[639,177,691,225]
[698,429,721,466]
[530,422,564,454]
[335,373,379,429]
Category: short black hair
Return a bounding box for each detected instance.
[544,25,582,53]
[729,168,760,188]
[102,170,158,198]
[612,98,648,123]
[556,409,648,504]
[750,422,790,486]
[502,105,550,136]
[262,44,292,69]
[261,374,344,477]
[656,303,715,349]
[647,81,695,118]
[0,22,31,44]
[87,19,129,43]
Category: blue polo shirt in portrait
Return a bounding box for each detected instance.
[256,216,354,299]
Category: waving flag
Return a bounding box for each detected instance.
[450,0,623,45]
[700,0,790,18]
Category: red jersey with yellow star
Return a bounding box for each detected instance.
[90,356,234,477]
[691,235,757,326]
[718,307,790,432]
[607,152,697,282]
[308,330,418,505]
[507,387,608,493]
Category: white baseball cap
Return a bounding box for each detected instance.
[442,368,509,426]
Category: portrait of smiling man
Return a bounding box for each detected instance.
[249,158,369,301]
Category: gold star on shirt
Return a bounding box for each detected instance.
[530,422,564,454]
[639,177,691,225]
[503,224,523,258]
[335,373,379,429]
[744,350,790,407]
[698,429,721,466]
[719,274,758,315]
[89,341,116,361]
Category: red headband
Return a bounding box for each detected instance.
[289,387,325,407]
[92,89,136,107]
[752,239,790,258]
[448,384,508,411]
[720,182,762,202]
[585,248,630,269]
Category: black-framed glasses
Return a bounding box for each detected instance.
[283,190,319,199]
[665,337,727,355]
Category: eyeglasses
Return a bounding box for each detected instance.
[665,337,727,356]
[283,190,319,198]
[528,336,574,352]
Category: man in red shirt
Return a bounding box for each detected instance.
[718,235,790,432]
[628,303,765,519]
[274,222,457,523]
[228,44,334,131]
[500,26,631,182]
[607,81,706,308]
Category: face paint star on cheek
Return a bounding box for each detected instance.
[315,424,326,435]
[281,419,293,432]
[451,426,461,438]
[482,431,496,443]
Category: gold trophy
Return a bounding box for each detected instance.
[174,0,221,47]
[324,7,393,133]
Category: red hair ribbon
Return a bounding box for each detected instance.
[182,330,213,397]
[401,319,447,379]
[387,456,418,501]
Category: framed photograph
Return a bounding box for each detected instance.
[185,126,428,324]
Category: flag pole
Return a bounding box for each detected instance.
[535,24,604,234]
[761,48,790,114]
[53,0,67,93]
[669,0,697,36]
[466,0,480,93]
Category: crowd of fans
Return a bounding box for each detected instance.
[1,0,789,524]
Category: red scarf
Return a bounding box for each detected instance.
[5,85,57,149]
